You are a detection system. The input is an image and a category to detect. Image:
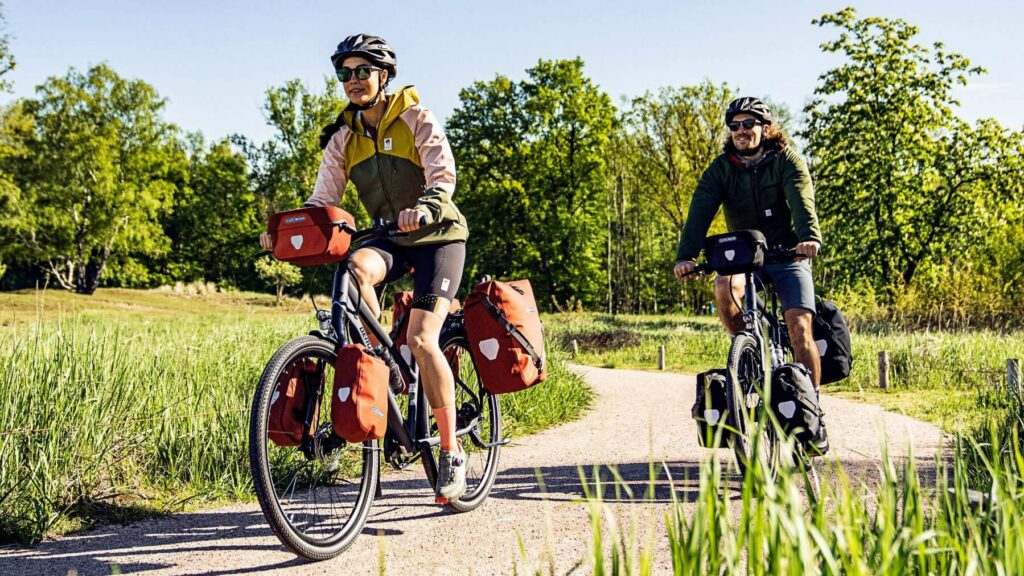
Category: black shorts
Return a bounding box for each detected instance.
[359,239,465,311]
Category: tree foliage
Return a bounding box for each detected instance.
[166,137,263,288]
[254,257,301,302]
[8,64,186,294]
[449,58,616,308]
[0,3,14,92]
[608,82,735,313]
[802,8,1024,299]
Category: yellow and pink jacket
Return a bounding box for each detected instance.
[307,86,468,246]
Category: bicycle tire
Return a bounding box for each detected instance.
[725,332,775,478]
[249,335,379,561]
[421,329,503,513]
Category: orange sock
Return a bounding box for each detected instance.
[432,406,458,452]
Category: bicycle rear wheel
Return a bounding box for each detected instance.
[249,335,379,561]
[725,332,776,478]
[421,330,503,513]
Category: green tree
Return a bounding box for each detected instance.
[449,58,616,308]
[167,137,263,288]
[802,8,1024,298]
[610,82,735,313]
[255,257,301,303]
[9,64,186,294]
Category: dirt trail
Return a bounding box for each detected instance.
[0,365,945,575]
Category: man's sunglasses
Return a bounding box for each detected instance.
[336,65,381,83]
[727,119,763,131]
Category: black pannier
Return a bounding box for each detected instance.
[704,230,767,275]
[812,300,853,385]
[769,363,822,441]
[692,369,730,448]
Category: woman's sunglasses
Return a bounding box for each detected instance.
[727,119,763,131]
[336,65,381,83]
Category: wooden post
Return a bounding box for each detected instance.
[570,339,579,359]
[878,351,890,390]
[1009,358,1021,399]
[658,345,666,370]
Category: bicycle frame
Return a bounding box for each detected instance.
[739,272,792,375]
[307,246,496,476]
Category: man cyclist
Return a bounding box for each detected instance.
[260,34,471,500]
[673,96,829,454]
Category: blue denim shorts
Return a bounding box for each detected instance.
[753,260,816,313]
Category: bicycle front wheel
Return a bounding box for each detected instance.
[421,330,503,513]
[725,332,775,478]
[249,335,379,561]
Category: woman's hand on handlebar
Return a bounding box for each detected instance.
[674,259,699,281]
[794,241,820,261]
[397,209,429,233]
[259,232,272,251]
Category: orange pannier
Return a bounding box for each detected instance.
[463,279,546,394]
[332,344,389,442]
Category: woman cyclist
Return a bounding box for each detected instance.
[259,33,470,502]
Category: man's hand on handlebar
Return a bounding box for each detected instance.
[259,232,272,251]
[794,241,820,261]
[397,209,429,233]
[674,259,699,281]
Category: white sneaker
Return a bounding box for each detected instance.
[436,449,467,501]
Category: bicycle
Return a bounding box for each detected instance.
[248,218,506,561]
[684,242,820,486]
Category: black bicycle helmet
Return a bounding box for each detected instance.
[330,34,397,79]
[725,97,772,124]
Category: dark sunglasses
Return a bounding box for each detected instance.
[727,119,763,131]
[336,64,381,83]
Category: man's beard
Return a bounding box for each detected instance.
[736,143,762,157]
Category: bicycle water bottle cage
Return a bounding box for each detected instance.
[703,230,767,275]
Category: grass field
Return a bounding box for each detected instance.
[0,288,592,545]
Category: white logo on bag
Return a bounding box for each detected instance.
[778,401,797,419]
[271,390,280,405]
[337,387,351,403]
[400,344,412,365]
[479,338,500,361]
[704,409,721,425]
[724,250,735,261]
[815,339,828,357]
[290,235,304,250]
[371,407,384,417]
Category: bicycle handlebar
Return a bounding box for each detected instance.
[677,246,803,279]
[338,215,428,244]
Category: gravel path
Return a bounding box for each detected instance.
[0,365,945,575]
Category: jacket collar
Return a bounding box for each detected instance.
[342,85,420,135]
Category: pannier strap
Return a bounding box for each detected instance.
[481,295,544,372]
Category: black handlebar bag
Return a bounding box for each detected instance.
[704,230,767,275]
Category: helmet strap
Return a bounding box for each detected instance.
[347,70,388,111]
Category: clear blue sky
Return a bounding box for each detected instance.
[3,1,1021,144]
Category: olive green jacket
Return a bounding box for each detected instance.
[675,144,822,261]
[307,86,468,246]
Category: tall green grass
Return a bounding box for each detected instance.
[580,427,1024,575]
[0,307,592,545]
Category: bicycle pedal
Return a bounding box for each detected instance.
[434,496,449,504]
